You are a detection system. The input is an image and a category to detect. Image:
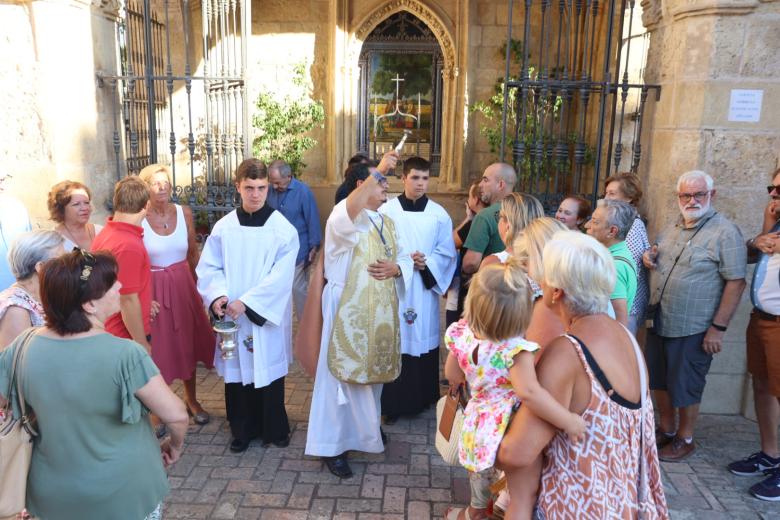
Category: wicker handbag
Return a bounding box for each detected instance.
[0,329,38,517]
[435,384,468,466]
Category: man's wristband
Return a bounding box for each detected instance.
[711,323,727,332]
[371,171,387,183]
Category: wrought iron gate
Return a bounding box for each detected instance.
[499,0,661,209]
[98,0,250,230]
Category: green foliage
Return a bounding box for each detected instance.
[371,54,432,98]
[469,39,594,181]
[252,63,325,176]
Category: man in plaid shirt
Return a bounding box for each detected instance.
[643,170,747,462]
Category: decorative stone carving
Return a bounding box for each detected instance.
[353,0,456,72]
[91,0,122,19]
[640,0,663,30]
[668,0,760,20]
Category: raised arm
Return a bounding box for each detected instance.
[508,350,585,441]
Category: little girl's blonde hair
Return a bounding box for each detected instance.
[464,261,533,343]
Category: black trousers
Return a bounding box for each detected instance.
[224,376,289,443]
[381,348,441,417]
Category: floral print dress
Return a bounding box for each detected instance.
[444,319,540,472]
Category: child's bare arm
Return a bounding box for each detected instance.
[445,352,466,387]
[510,351,586,441]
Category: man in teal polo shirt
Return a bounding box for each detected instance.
[587,198,638,326]
[461,163,517,274]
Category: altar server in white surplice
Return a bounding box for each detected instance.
[305,156,413,479]
[379,157,457,423]
[196,159,299,454]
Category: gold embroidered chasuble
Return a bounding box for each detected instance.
[327,213,401,384]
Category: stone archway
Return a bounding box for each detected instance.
[327,0,462,188]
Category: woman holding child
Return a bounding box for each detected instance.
[443,260,586,520]
[497,231,668,518]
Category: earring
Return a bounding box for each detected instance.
[551,298,557,305]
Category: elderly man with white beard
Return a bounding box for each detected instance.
[643,170,746,462]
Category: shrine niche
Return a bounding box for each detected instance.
[357,11,444,176]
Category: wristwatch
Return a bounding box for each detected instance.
[711,322,727,332]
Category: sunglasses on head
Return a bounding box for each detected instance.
[74,247,96,291]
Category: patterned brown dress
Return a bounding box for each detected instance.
[536,334,669,519]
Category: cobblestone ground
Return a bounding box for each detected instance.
[166,365,779,520]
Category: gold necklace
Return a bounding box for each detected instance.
[62,222,93,248]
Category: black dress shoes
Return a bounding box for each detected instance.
[229,438,250,453]
[262,434,291,448]
[325,454,353,479]
[381,428,388,445]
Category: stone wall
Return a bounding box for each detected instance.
[641,0,780,414]
[0,0,121,226]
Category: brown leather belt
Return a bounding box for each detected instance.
[755,309,780,322]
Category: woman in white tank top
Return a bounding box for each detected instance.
[140,164,215,426]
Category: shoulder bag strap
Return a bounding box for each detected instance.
[10,328,39,436]
[655,212,716,303]
[621,325,648,515]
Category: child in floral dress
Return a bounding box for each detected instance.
[444,261,586,520]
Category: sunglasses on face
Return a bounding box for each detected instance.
[767,185,780,194]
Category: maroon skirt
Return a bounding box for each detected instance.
[150,260,215,383]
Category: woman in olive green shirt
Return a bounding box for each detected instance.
[0,250,189,520]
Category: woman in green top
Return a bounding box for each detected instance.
[0,250,189,520]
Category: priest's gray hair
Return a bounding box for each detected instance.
[542,231,615,316]
[8,230,64,281]
[596,198,636,240]
[269,160,292,179]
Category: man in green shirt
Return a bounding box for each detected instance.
[462,163,517,274]
[586,198,638,326]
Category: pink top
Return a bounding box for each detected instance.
[537,334,668,519]
[0,285,44,328]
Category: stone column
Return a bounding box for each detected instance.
[641,0,780,414]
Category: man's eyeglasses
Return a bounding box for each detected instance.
[767,184,780,194]
[75,248,95,290]
[677,191,710,203]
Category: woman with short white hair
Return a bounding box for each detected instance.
[497,231,668,518]
[0,230,64,348]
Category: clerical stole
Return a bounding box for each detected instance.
[327,215,401,384]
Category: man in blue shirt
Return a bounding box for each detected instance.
[267,160,322,320]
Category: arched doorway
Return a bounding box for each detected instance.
[356,11,444,176]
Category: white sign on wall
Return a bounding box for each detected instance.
[728,89,763,123]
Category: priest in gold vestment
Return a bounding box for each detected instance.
[305,156,413,479]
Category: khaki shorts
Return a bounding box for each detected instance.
[746,311,780,396]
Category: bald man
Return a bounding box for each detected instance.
[461,163,518,274]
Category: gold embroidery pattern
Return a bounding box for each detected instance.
[328,216,401,384]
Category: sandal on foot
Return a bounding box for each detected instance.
[444,507,472,520]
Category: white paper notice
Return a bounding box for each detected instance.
[728,89,763,122]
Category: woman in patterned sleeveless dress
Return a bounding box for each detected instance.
[497,231,668,519]
[0,230,64,349]
[140,164,214,424]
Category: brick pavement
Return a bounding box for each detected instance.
[166,365,779,520]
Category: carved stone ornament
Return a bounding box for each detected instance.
[91,0,123,18]
[353,0,456,71]
[640,0,663,30]
[668,0,760,20]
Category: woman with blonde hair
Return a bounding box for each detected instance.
[47,180,103,251]
[512,217,568,347]
[497,231,668,519]
[443,261,585,520]
[480,192,544,268]
[139,163,214,425]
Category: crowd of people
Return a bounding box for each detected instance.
[0,158,777,519]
